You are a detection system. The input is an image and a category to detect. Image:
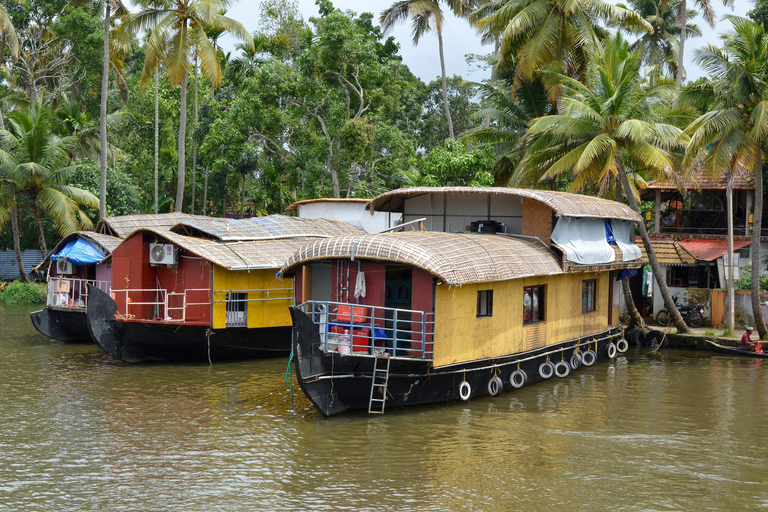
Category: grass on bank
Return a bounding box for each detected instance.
[0,280,46,305]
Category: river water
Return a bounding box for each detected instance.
[2,304,768,511]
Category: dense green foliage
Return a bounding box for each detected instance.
[0,281,47,304]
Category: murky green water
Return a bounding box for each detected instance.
[2,304,768,511]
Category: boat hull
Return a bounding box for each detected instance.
[705,340,768,358]
[290,308,626,416]
[86,284,291,363]
[30,307,91,343]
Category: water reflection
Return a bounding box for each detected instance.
[3,304,768,511]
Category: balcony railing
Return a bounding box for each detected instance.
[298,300,435,360]
[658,209,768,236]
[46,277,110,309]
[110,288,211,322]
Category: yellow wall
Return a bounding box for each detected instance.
[432,272,610,367]
[212,267,294,329]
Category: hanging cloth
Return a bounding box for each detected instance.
[354,271,366,299]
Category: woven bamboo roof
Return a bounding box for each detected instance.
[34,231,122,271]
[96,213,214,238]
[280,232,564,286]
[171,214,363,241]
[367,187,641,221]
[125,228,326,270]
[285,198,371,212]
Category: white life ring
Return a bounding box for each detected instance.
[488,376,503,396]
[582,350,597,366]
[554,361,570,378]
[570,353,582,371]
[607,342,617,359]
[510,369,527,389]
[539,361,555,379]
[616,338,629,353]
[459,381,471,401]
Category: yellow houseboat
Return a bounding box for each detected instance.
[280,187,644,415]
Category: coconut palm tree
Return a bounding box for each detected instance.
[120,0,252,213]
[520,33,692,332]
[674,0,733,93]
[0,0,19,68]
[627,0,700,86]
[0,104,99,259]
[683,16,768,338]
[475,0,651,92]
[380,0,479,140]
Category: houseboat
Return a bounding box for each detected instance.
[30,213,215,343]
[280,187,644,415]
[86,215,363,363]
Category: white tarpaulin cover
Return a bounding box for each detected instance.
[551,217,616,264]
[611,220,642,261]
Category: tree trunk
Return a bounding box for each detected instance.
[617,158,690,333]
[154,67,159,214]
[191,56,198,214]
[32,200,47,260]
[98,2,111,220]
[436,25,454,140]
[175,68,187,213]
[203,164,209,215]
[240,174,245,218]
[10,206,27,282]
[329,157,340,198]
[752,154,767,338]
[675,0,687,95]
[727,172,735,333]
[622,277,646,329]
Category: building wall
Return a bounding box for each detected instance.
[432,272,611,367]
[212,267,293,329]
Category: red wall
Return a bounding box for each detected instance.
[411,268,434,357]
[110,233,211,322]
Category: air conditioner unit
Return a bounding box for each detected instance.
[149,243,177,265]
[56,259,73,274]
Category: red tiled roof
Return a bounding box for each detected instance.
[644,163,754,191]
[678,239,751,262]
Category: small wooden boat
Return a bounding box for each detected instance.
[705,339,768,358]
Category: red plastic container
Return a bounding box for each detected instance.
[351,327,370,353]
[336,305,370,324]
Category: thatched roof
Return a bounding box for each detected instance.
[285,198,371,212]
[125,228,328,270]
[280,232,564,286]
[637,238,697,266]
[97,213,213,238]
[367,187,641,222]
[171,214,363,241]
[34,231,123,271]
[644,163,754,191]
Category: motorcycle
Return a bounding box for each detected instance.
[655,295,705,328]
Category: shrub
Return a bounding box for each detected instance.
[734,263,768,292]
[0,281,47,304]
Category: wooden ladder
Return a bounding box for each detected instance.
[368,355,391,414]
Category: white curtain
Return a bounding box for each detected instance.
[611,220,642,262]
[551,217,616,264]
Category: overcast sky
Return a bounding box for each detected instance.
[214,0,755,86]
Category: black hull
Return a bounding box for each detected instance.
[290,308,626,416]
[86,284,291,363]
[30,307,92,343]
[705,340,768,358]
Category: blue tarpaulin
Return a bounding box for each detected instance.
[52,238,106,265]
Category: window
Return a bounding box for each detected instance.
[582,279,597,313]
[226,292,247,327]
[477,290,493,317]
[523,286,545,324]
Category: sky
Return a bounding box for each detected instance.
[215,0,756,86]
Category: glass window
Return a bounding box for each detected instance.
[523,285,545,324]
[582,279,597,313]
[477,290,493,317]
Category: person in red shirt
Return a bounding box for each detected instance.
[740,326,763,353]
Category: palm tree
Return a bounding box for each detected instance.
[0,104,99,258]
[0,0,19,68]
[627,0,700,86]
[120,0,252,213]
[683,16,768,338]
[225,34,267,89]
[380,0,478,140]
[520,33,692,332]
[475,0,651,92]
[674,0,733,93]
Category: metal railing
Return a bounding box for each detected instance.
[298,300,434,359]
[46,277,110,309]
[211,287,294,327]
[110,288,211,322]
